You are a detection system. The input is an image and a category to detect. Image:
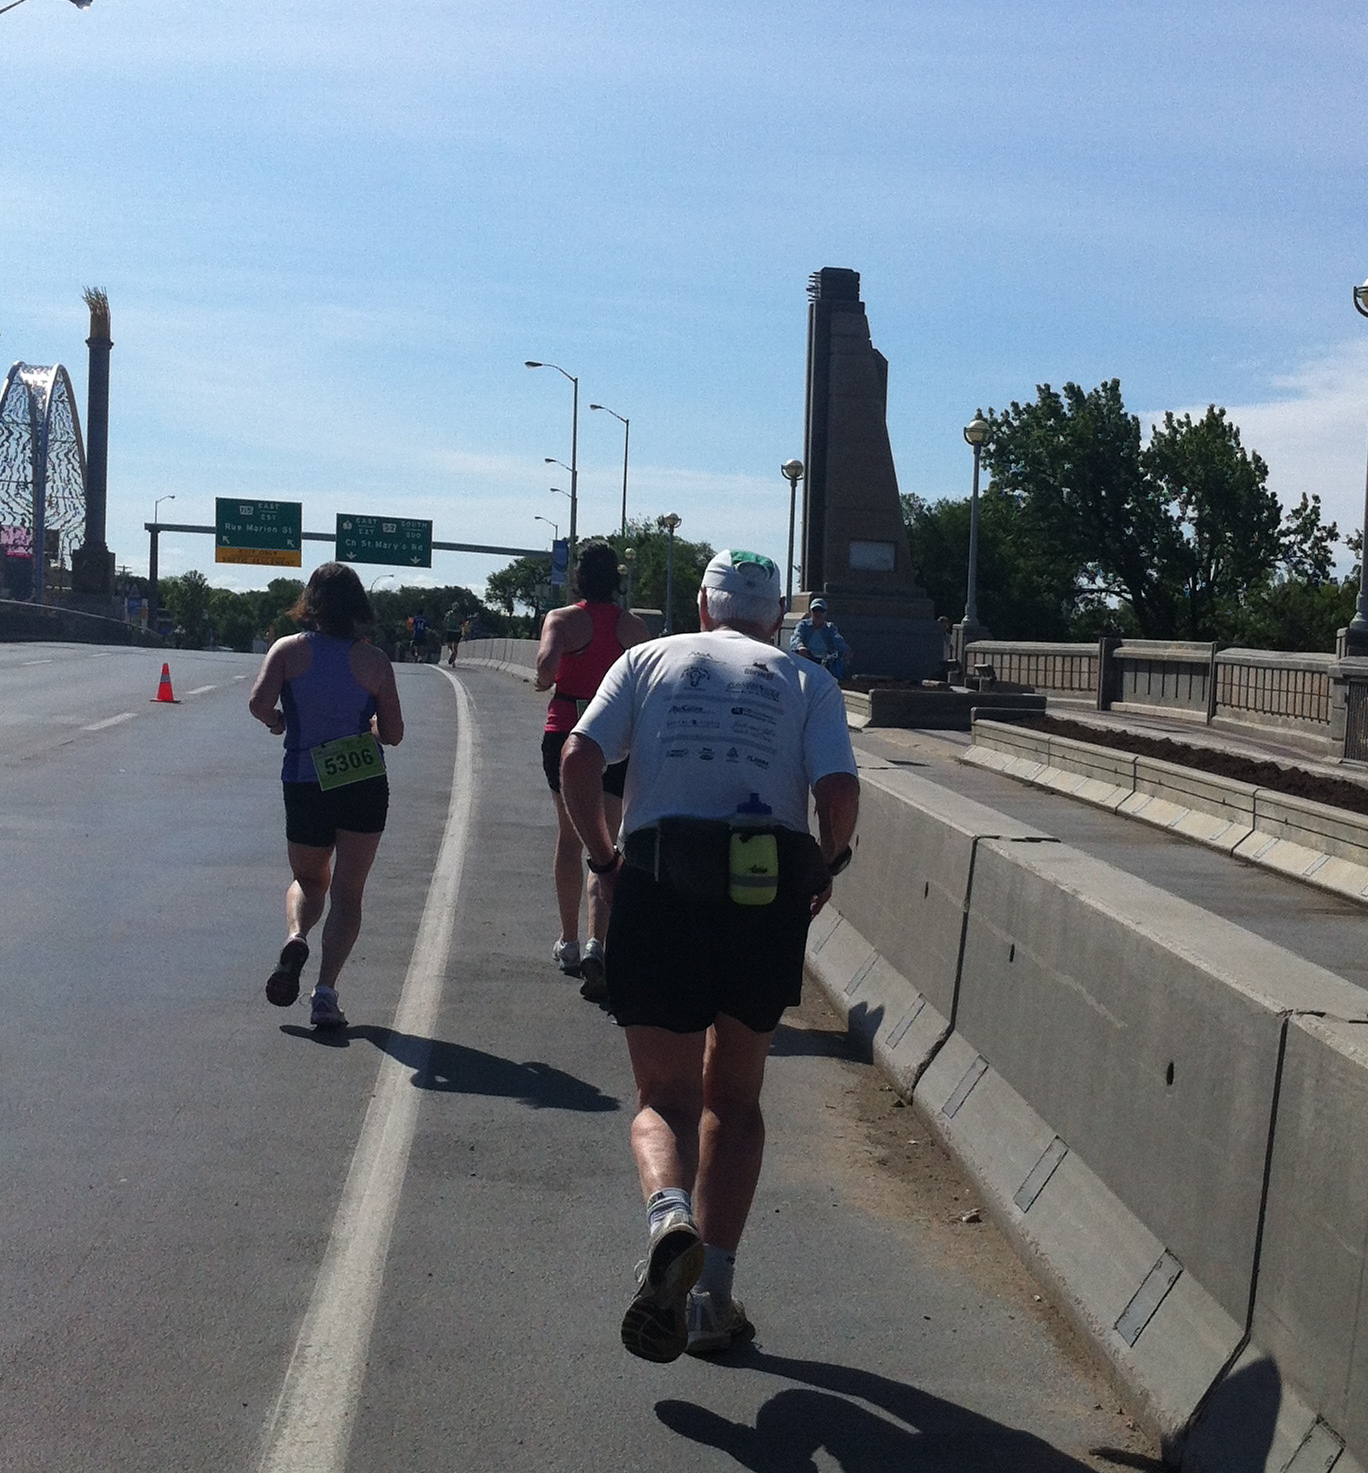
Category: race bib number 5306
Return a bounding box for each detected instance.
[311,733,383,790]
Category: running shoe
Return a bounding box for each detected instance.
[552,938,581,977]
[621,1208,704,1363]
[578,938,607,1001]
[309,985,348,1030]
[266,939,309,1007]
[685,1291,755,1356]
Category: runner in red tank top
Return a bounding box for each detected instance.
[535,542,650,998]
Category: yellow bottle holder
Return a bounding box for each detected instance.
[729,830,779,906]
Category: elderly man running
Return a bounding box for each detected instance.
[561,549,859,1362]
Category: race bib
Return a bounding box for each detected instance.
[311,732,383,790]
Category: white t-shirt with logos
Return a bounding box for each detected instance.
[574,627,857,836]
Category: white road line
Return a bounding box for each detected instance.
[82,712,136,732]
[23,659,53,666]
[185,684,217,696]
[257,671,477,1473]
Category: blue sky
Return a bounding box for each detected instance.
[4,0,1367,596]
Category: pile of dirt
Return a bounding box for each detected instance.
[995,713,1368,818]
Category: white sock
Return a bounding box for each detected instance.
[646,1187,693,1234]
[696,1244,736,1301]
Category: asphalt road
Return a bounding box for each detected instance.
[0,643,1155,1472]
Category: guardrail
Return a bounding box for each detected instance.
[808,761,1368,1467]
[966,637,1354,756]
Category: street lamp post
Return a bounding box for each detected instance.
[662,513,681,635]
[957,409,991,669]
[590,403,630,538]
[526,362,579,552]
[781,459,804,606]
[369,574,396,594]
[0,0,93,15]
[534,514,559,543]
[148,494,175,626]
[1347,281,1368,651]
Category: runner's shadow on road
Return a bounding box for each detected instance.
[280,1025,620,1112]
[657,1347,1148,1471]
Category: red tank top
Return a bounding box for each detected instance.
[544,601,624,733]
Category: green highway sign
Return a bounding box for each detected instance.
[336,513,433,569]
[215,498,303,567]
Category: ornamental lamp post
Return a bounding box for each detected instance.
[662,512,681,635]
[590,403,630,538]
[526,362,579,552]
[781,459,804,606]
[1348,282,1368,650]
[956,409,992,670]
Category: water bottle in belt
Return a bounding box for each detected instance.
[729,793,778,906]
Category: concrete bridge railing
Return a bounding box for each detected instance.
[808,762,1368,1470]
[965,637,1361,757]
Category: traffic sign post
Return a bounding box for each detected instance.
[336,514,433,569]
[215,498,303,567]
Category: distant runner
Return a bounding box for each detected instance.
[409,613,430,664]
[534,541,649,999]
[249,562,404,1029]
[445,606,464,666]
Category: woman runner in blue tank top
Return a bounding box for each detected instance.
[249,563,404,1028]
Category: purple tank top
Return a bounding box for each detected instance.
[280,634,381,784]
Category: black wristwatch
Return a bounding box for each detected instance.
[586,848,621,875]
[826,845,853,876]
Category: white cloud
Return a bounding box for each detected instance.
[1158,338,1368,567]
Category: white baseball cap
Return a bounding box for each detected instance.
[701,549,781,600]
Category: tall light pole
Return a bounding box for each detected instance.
[781,459,804,606]
[148,494,175,627]
[958,409,991,664]
[590,403,630,538]
[369,573,396,593]
[1348,280,1368,649]
[534,514,559,543]
[526,362,578,552]
[662,512,681,635]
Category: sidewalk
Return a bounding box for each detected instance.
[851,722,1368,995]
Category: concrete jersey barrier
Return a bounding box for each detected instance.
[808,751,1368,1470]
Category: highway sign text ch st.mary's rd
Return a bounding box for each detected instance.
[336,514,433,569]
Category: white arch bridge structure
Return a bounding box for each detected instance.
[0,362,87,603]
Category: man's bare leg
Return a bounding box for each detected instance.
[624,1024,707,1196]
[693,1014,772,1252]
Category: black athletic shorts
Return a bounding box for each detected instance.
[541,729,628,798]
[604,865,813,1034]
[283,776,389,847]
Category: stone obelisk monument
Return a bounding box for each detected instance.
[71,286,116,600]
[789,267,940,680]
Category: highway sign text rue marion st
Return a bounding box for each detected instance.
[215,498,303,567]
[336,514,433,568]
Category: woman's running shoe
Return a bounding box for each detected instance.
[266,939,309,1007]
[309,985,348,1030]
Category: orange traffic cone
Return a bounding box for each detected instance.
[151,663,180,704]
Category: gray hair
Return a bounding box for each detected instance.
[700,585,781,630]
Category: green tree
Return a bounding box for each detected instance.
[984,380,1185,637]
[159,570,212,648]
[206,587,256,652]
[485,556,552,617]
[1145,406,1282,639]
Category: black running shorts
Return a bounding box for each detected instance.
[604,865,812,1034]
[541,729,628,798]
[283,776,389,847]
